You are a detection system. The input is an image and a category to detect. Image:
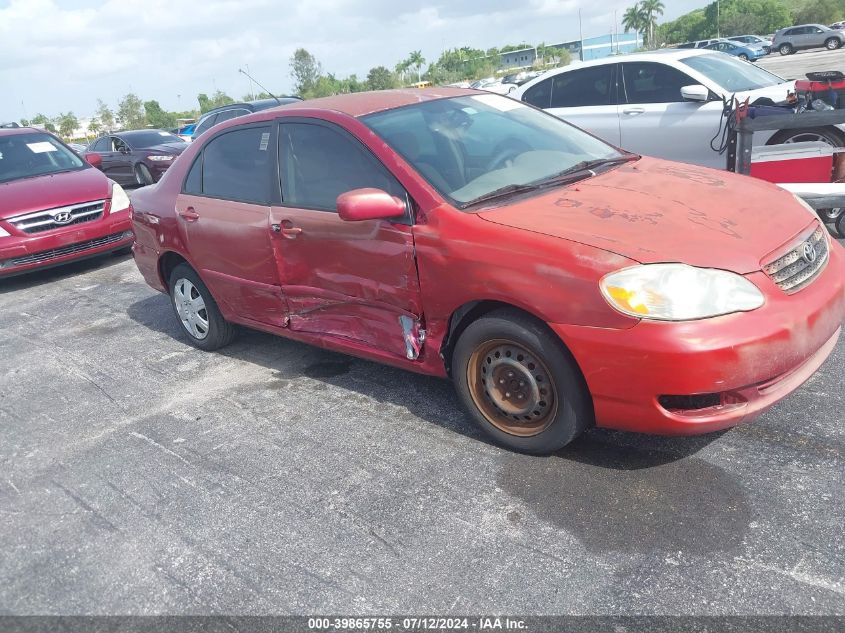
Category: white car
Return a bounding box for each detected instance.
[512,48,845,169]
[471,78,518,95]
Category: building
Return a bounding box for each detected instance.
[497,32,644,70]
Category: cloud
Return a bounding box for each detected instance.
[0,0,707,121]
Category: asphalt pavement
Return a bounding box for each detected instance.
[1,241,844,615]
[758,47,845,80]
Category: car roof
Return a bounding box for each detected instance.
[112,129,176,137]
[261,87,480,118]
[0,126,46,138]
[201,97,302,117]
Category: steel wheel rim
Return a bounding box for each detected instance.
[782,132,834,145]
[173,278,210,340]
[467,339,558,437]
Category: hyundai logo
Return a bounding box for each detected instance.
[53,211,73,224]
[802,242,817,265]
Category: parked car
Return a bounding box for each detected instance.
[772,24,845,55]
[728,34,773,53]
[830,21,845,30]
[83,129,187,186]
[1,122,21,128]
[192,97,302,140]
[471,79,518,95]
[0,127,133,277]
[513,49,845,169]
[129,88,845,454]
[176,123,195,143]
[67,142,88,154]
[704,40,767,62]
[676,39,722,49]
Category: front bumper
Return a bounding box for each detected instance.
[0,212,133,277]
[553,240,845,435]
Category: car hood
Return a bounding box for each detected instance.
[727,80,796,102]
[0,167,110,220]
[143,142,187,155]
[477,157,812,274]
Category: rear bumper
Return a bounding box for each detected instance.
[552,240,845,435]
[0,213,133,277]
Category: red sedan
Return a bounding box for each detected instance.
[0,128,134,277]
[130,88,845,454]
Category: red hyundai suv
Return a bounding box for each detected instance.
[130,89,845,454]
[0,128,134,277]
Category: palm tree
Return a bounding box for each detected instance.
[395,60,411,84]
[640,0,665,48]
[408,50,426,82]
[622,3,648,39]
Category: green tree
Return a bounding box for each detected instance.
[20,118,30,127]
[31,113,56,133]
[407,50,426,81]
[197,91,234,113]
[117,93,146,129]
[144,100,177,129]
[95,99,115,132]
[640,0,665,47]
[88,118,102,137]
[705,0,791,38]
[56,112,79,139]
[623,3,649,36]
[794,0,844,25]
[290,48,322,95]
[366,66,398,90]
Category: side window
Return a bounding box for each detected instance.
[201,126,272,204]
[113,137,129,152]
[214,108,250,124]
[522,77,552,108]
[811,27,823,34]
[91,137,108,152]
[183,155,202,194]
[193,114,217,137]
[622,62,697,104]
[551,65,616,108]
[279,122,407,212]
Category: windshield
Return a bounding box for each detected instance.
[0,132,85,184]
[126,131,185,148]
[680,54,784,92]
[363,94,623,207]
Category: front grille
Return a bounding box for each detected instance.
[8,200,106,234]
[763,226,829,294]
[2,231,131,268]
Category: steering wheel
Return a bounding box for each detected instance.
[487,139,532,171]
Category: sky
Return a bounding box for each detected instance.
[0,0,709,122]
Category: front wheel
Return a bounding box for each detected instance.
[768,126,845,148]
[135,163,155,186]
[836,212,845,238]
[452,309,592,454]
[825,38,841,51]
[168,263,236,350]
[779,43,793,55]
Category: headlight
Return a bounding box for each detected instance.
[110,181,131,213]
[600,264,765,321]
[147,155,174,162]
[0,225,10,238]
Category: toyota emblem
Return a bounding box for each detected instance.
[53,211,73,224]
[802,242,817,265]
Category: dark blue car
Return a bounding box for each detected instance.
[705,40,767,62]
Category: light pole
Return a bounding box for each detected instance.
[717,0,720,38]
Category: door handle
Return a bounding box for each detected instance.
[623,108,645,116]
[178,206,200,221]
[277,219,302,239]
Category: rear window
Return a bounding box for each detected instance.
[126,131,185,148]
[0,132,85,184]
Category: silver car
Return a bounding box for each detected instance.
[772,24,845,55]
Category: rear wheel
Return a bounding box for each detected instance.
[452,309,592,454]
[738,53,749,61]
[825,38,841,51]
[768,126,845,149]
[168,263,236,351]
[779,43,793,55]
[836,212,845,238]
[135,164,154,186]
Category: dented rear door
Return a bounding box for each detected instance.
[270,120,423,359]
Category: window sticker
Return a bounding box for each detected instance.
[470,93,524,111]
[259,132,270,151]
[26,142,58,153]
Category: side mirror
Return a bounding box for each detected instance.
[337,188,406,222]
[85,153,103,169]
[681,84,710,103]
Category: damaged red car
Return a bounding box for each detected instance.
[130,89,845,454]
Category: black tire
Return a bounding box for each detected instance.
[825,38,841,51]
[738,53,749,61]
[779,43,793,56]
[836,212,845,239]
[135,163,154,186]
[168,263,236,351]
[452,308,593,454]
[768,126,845,149]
